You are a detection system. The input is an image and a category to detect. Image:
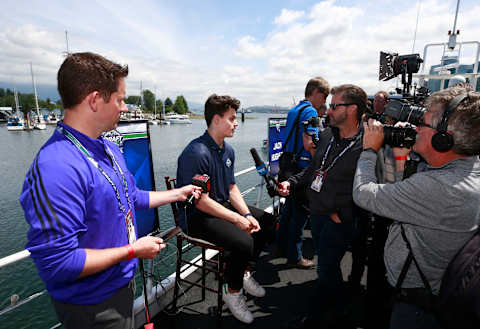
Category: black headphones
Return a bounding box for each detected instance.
[431,94,468,152]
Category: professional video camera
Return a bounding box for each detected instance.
[301,116,321,146]
[379,51,430,105]
[367,99,426,148]
[376,50,431,148]
[379,51,423,96]
[384,99,425,126]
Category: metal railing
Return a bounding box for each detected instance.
[0,165,269,327]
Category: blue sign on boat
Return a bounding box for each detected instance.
[104,120,159,238]
[268,118,287,177]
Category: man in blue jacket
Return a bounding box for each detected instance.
[20,52,200,329]
[277,77,330,268]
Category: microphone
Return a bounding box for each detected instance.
[249,148,277,197]
[187,174,210,204]
[250,147,268,176]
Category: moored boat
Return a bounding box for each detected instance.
[165,113,192,124]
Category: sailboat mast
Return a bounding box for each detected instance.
[162,97,166,118]
[30,62,40,117]
[154,87,157,118]
[140,81,144,109]
[14,88,20,117]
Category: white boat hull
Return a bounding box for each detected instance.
[169,118,192,124]
[7,125,24,131]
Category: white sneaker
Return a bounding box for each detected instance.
[243,271,265,297]
[222,285,254,324]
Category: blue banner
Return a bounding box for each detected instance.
[104,121,158,238]
[268,118,287,177]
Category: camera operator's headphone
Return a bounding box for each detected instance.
[431,94,468,152]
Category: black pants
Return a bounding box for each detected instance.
[51,281,134,329]
[187,203,276,290]
[366,215,393,329]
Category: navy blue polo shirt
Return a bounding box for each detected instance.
[176,130,236,229]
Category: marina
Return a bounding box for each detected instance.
[1,1,480,328]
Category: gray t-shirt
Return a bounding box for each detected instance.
[353,152,480,294]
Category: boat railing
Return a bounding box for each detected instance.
[416,40,480,90]
[0,165,274,328]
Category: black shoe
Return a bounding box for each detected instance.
[283,315,315,329]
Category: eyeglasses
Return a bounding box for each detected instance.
[329,103,355,111]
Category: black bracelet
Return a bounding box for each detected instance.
[363,148,377,154]
[243,212,252,218]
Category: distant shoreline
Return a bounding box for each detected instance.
[189,113,257,120]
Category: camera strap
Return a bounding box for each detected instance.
[395,224,433,294]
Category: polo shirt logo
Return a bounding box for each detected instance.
[226,158,232,167]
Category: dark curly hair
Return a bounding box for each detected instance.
[204,94,240,127]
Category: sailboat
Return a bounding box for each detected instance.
[31,63,46,130]
[7,89,25,131]
[149,89,159,125]
[159,98,170,125]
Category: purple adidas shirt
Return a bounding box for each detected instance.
[20,122,149,304]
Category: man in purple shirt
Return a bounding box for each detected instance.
[20,52,200,329]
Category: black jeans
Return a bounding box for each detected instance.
[51,281,134,329]
[187,203,276,290]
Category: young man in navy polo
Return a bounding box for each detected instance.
[176,94,276,324]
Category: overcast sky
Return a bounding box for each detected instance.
[0,0,479,107]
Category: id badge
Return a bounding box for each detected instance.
[125,209,136,244]
[310,170,326,192]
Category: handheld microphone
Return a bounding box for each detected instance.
[187,174,210,204]
[250,147,268,176]
[249,148,278,197]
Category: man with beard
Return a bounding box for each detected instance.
[279,84,367,328]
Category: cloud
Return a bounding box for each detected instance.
[235,36,267,58]
[274,9,305,26]
[0,0,479,107]
[231,0,480,105]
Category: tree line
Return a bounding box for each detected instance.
[125,90,189,115]
[0,87,190,116]
[0,88,60,113]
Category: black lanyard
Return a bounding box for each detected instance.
[58,126,133,215]
[318,136,357,174]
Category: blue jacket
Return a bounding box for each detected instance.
[281,100,318,168]
[20,122,150,304]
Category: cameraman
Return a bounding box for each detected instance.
[353,84,480,329]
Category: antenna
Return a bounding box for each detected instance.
[411,0,422,53]
[448,0,461,50]
[65,30,70,54]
